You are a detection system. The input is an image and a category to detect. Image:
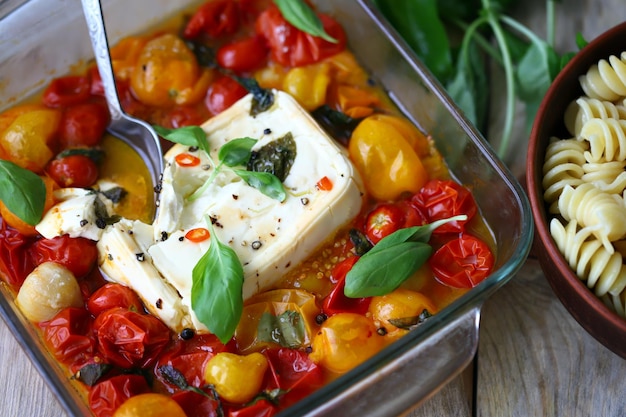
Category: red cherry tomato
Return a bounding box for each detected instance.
[59,102,110,148]
[264,348,323,408]
[42,307,94,365]
[205,76,247,115]
[47,154,99,188]
[217,35,268,73]
[365,203,405,244]
[31,235,98,278]
[89,374,151,417]
[42,75,91,108]
[93,307,170,369]
[183,0,240,39]
[411,179,477,234]
[323,257,371,316]
[165,105,208,128]
[87,283,144,316]
[255,5,346,67]
[156,333,227,391]
[429,233,495,288]
[0,217,36,287]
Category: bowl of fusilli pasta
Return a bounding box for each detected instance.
[527,21,626,359]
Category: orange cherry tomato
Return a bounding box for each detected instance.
[0,175,56,236]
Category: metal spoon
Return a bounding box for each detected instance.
[80,0,163,218]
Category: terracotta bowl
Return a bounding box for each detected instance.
[527,22,626,358]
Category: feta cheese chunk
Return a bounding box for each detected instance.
[102,90,365,333]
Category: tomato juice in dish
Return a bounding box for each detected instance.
[0,1,496,416]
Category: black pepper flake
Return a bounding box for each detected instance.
[160,231,169,241]
[80,219,88,227]
[263,128,272,135]
[377,327,388,336]
[188,146,199,152]
[128,230,134,235]
[232,194,239,200]
[180,328,195,340]
[136,253,145,262]
[315,313,327,325]
[305,346,313,354]
[201,164,211,171]
[251,240,262,250]
[178,236,184,241]
[95,218,106,229]
[301,197,309,205]
[156,299,163,309]
[107,253,113,261]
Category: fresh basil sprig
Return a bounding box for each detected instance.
[191,215,244,344]
[0,160,46,226]
[154,126,286,202]
[273,0,338,44]
[344,215,467,298]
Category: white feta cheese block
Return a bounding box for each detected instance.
[36,188,106,241]
[97,219,193,331]
[144,90,364,331]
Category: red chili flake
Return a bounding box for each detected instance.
[175,153,201,167]
[316,176,333,191]
[185,228,210,243]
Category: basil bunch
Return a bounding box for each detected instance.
[373,0,585,160]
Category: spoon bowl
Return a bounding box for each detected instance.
[80,0,163,217]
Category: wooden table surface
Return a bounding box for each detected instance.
[1,1,625,416]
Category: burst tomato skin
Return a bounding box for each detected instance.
[30,235,98,278]
[42,75,92,108]
[93,307,170,369]
[364,203,406,244]
[182,0,240,39]
[87,283,145,316]
[323,257,370,316]
[47,154,99,188]
[89,374,151,417]
[429,233,494,288]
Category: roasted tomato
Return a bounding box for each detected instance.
[182,0,240,39]
[89,374,151,417]
[87,283,145,316]
[255,5,346,67]
[429,233,494,288]
[58,102,110,148]
[205,75,248,115]
[30,235,98,278]
[42,307,94,365]
[47,154,99,188]
[217,35,268,73]
[322,257,371,316]
[42,75,91,108]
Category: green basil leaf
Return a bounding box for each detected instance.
[344,242,432,298]
[153,125,210,155]
[375,215,468,251]
[257,310,306,348]
[247,133,296,182]
[191,216,244,344]
[0,160,46,226]
[57,147,105,164]
[273,0,338,43]
[514,40,560,104]
[233,169,286,202]
[219,137,257,167]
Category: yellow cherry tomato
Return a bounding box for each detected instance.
[349,114,428,201]
[368,288,437,342]
[130,34,202,107]
[110,36,149,81]
[204,352,268,404]
[309,313,385,374]
[113,393,187,417]
[282,63,331,111]
[0,108,60,172]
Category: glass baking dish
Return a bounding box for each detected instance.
[0,0,534,416]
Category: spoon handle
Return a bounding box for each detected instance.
[80,0,124,121]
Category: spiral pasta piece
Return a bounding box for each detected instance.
[542,138,586,213]
[582,159,626,194]
[550,219,626,297]
[564,96,626,137]
[557,183,626,252]
[580,52,626,102]
[578,117,626,162]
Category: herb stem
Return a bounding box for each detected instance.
[546,0,556,47]
[482,1,516,159]
[188,160,224,202]
[450,18,503,67]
